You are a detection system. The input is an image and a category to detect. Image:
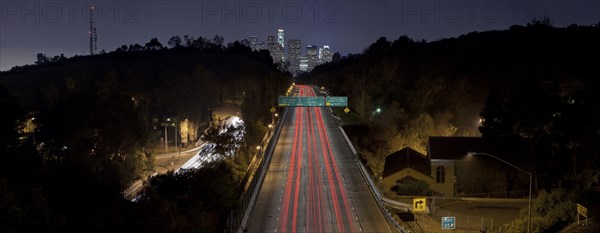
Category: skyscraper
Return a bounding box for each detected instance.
[267,30,285,64]
[267,35,281,63]
[247,36,265,51]
[277,29,285,48]
[288,39,301,76]
[321,45,333,63]
[306,45,319,71]
[299,56,309,72]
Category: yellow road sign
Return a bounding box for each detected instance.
[343,107,350,114]
[577,203,587,217]
[413,197,427,212]
[270,107,276,113]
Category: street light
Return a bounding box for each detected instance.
[467,152,532,233]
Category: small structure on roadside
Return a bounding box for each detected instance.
[382,147,432,194]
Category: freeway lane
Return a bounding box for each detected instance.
[246,85,393,233]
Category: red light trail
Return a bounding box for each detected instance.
[277,85,358,232]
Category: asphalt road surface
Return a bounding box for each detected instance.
[246,85,393,233]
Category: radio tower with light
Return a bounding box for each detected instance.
[89,5,98,55]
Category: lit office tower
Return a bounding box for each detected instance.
[247,36,265,51]
[321,45,333,63]
[299,56,309,72]
[318,48,323,64]
[277,29,285,48]
[248,36,263,51]
[267,32,285,64]
[255,41,265,51]
[287,39,301,76]
[306,45,319,71]
[267,35,279,63]
[276,29,285,63]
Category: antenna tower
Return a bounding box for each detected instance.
[89,5,98,55]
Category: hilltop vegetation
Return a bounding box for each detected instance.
[0,37,288,232]
[306,22,599,177]
[305,22,600,232]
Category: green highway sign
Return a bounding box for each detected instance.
[278,96,325,107]
[302,97,325,106]
[326,96,348,107]
[278,96,347,107]
[278,96,299,106]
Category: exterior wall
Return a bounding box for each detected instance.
[382,168,433,194]
[430,160,457,197]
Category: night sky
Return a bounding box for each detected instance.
[1,0,599,71]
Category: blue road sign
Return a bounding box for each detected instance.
[442,216,456,229]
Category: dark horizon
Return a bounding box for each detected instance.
[2,0,599,71]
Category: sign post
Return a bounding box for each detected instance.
[577,203,588,226]
[442,217,456,229]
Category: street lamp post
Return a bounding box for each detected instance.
[164,124,168,152]
[467,152,532,233]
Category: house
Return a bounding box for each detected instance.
[427,136,482,197]
[381,147,433,194]
[382,136,526,197]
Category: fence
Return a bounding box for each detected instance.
[430,198,525,232]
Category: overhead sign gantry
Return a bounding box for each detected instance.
[278,96,348,107]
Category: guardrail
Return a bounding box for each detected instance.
[223,107,288,233]
[338,126,410,233]
[316,86,410,232]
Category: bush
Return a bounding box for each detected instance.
[508,189,575,233]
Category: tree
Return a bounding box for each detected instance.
[35,53,49,65]
[211,35,224,50]
[137,160,239,232]
[394,179,432,196]
[528,16,554,27]
[331,52,341,62]
[0,86,23,150]
[167,36,182,48]
[183,35,194,47]
[128,44,143,52]
[145,37,164,51]
[116,45,128,52]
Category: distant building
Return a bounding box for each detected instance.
[288,39,301,76]
[306,45,319,71]
[321,45,333,63]
[267,35,276,45]
[277,29,285,48]
[267,30,285,64]
[267,35,284,64]
[247,36,265,51]
[299,56,309,72]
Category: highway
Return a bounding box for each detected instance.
[246,85,393,233]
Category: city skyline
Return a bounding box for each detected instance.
[2,0,599,71]
[251,28,334,75]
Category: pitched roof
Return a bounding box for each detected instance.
[427,136,482,160]
[383,147,431,178]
